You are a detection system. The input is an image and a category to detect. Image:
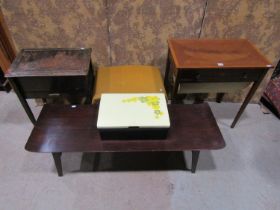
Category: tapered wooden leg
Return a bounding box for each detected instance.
[231,70,268,128]
[216,93,225,103]
[164,49,171,95]
[52,152,63,177]
[85,60,94,104]
[171,69,183,104]
[171,77,180,104]
[231,70,269,128]
[191,151,200,173]
[231,83,259,128]
[8,78,36,125]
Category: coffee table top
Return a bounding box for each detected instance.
[6,48,92,77]
[25,103,225,153]
[168,39,272,69]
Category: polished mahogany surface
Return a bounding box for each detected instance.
[25,103,225,153]
[168,39,272,69]
[6,48,92,77]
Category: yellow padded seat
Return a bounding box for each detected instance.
[92,65,166,103]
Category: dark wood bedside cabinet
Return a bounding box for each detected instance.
[164,39,273,128]
[5,48,94,124]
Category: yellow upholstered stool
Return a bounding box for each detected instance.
[92,65,166,103]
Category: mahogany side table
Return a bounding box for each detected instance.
[164,39,273,128]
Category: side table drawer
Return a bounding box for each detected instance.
[178,69,265,82]
[16,76,87,98]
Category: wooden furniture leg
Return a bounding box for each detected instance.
[216,93,225,103]
[171,70,183,104]
[8,78,36,125]
[164,50,171,95]
[191,150,200,173]
[85,60,94,104]
[52,152,63,177]
[231,71,267,128]
[171,78,180,104]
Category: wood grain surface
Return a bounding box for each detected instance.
[25,103,225,153]
[168,39,272,69]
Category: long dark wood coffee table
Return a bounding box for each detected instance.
[25,103,225,176]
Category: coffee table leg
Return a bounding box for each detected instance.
[191,151,200,173]
[52,152,63,177]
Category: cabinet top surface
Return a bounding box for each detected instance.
[168,39,272,69]
[6,48,92,77]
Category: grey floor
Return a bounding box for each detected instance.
[0,91,280,210]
